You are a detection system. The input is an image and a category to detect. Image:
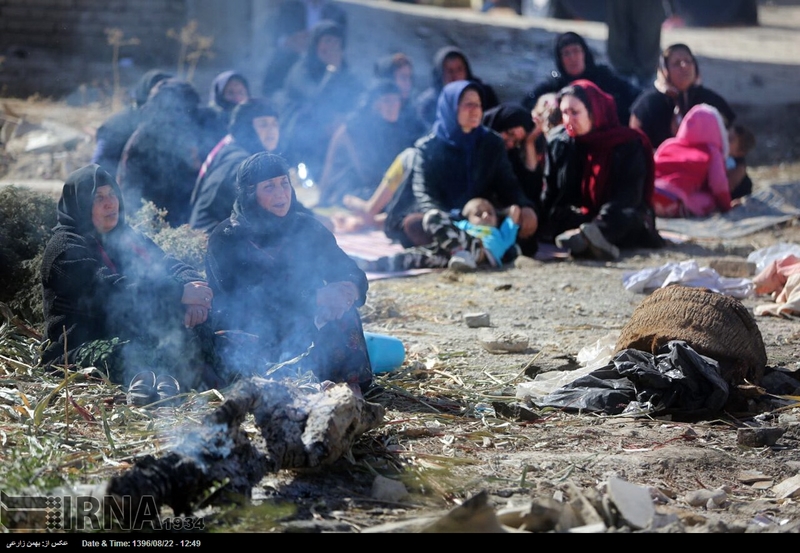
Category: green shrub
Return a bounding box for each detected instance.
[0,186,57,324]
[0,191,208,326]
[128,200,208,275]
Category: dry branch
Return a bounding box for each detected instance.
[105,378,385,518]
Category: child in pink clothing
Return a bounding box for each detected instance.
[652,103,732,218]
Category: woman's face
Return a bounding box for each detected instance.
[394,64,413,100]
[222,79,249,106]
[560,44,586,77]
[317,34,343,68]
[252,116,280,152]
[91,185,120,234]
[374,93,402,123]
[665,50,697,91]
[457,89,483,133]
[442,56,468,85]
[256,175,293,217]
[500,125,527,150]
[560,94,592,136]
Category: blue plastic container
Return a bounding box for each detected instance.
[364,332,406,374]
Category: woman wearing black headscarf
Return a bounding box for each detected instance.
[521,31,641,127]
[483,103,544,211]
[91,69,172,179]
[40,164,216,396]
[205,153,372,391]
[316,79,412,207]
[279,20,363,180]
[205,70,251,143]
[118,78,213,226]
[373,52,427,145]
[414,46,499,131]
[189,98,281,234]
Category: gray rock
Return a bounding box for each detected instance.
[464,312,490,328]
[478,329,529,353]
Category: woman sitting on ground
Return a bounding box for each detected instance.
[205,152,372,392]
[629,43,736,150]
[384,80,538,261]
[652,103,732,218]
[40,164,217,402]
[316,79,411,208]
[542,80,664,260]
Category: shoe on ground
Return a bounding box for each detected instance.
[127,371,158,407]
[155,374,181,405]
[448,250,477,272]
[555,229,589,255]
[579,222,620,260]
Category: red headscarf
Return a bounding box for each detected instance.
[567,80,655,215]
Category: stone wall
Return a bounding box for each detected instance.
[0,0,797,107]
[0,0,192,98]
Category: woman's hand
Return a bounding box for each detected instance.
[182,281,213,309]
[315,281,359,325]
[518,207,538,239]
[184,305,209,328]
[507,204,522,225]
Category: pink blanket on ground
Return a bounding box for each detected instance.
[333,230,433,281]
[334,230,569,280]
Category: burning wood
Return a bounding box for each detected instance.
[105,377,385,519]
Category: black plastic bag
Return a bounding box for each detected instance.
[536,341,729,417]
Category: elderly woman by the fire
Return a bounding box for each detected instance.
[40,164,217,402]
[205,152,373,392]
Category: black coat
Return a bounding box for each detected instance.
[206,205,368,369]
[542,128,661,248]
[414,46,500,130]
[522,33,641,126]
[384,128,533,243]
[40,165,203,369]
[189,140,249,234]
[630,86,736,149]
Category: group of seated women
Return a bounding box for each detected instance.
[342,35,753,266]
[53,28,754,399]
[41,156,374,404]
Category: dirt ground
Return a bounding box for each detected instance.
[2,98,800,534]
[2,4,800,533]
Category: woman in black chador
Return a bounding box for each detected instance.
[205,153,373,392]
[40,164,216,398]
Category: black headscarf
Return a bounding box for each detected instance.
[56,164,125,236]
[430,46,475,92]
[229,98,279,155]
[209,70,250,113]
[231,153,300,235]
[132,69,173,108]
[304,20,347,81]
[483,103,534,134]
[553,32,596,78]
[142,78,201,124]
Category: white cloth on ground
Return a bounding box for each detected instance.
[622,259,754,299]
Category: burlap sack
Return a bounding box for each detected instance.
[615,285,766,386]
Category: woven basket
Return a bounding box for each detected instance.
[615,285,766,386]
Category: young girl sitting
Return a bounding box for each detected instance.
[652,103,732,218]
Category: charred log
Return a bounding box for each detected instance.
[105,378,385,521]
